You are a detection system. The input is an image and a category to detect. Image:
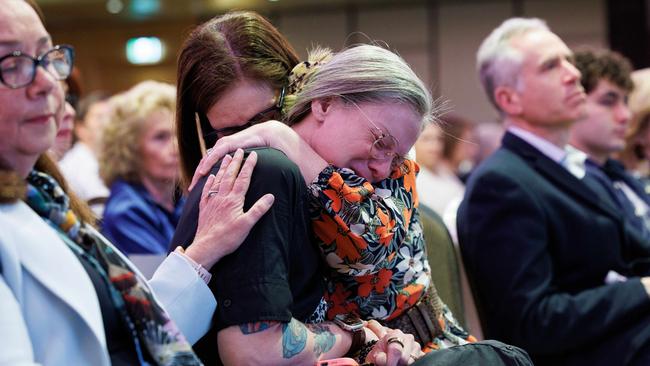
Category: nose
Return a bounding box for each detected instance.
[562,59,581,84]
[615,103,632,125]
[368,158,393,182]
[26,64,58,100]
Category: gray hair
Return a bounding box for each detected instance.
[284,44,433,127]
[477,17,549,111]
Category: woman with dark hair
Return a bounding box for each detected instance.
[0,1,274,364]
[175,11,299,188]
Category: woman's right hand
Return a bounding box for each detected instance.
[184,149,274,270]
[365,320,423,366]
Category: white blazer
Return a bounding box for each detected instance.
[0,201,216,366]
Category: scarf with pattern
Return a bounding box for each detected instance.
[25,170,202,366]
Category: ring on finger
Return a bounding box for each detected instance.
[208,190,219,197]
[386,336,405,348]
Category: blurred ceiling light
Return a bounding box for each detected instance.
[106,0,124,14]
[131,0,160,17]
[126,37,164,65]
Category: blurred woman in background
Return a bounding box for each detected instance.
[49,67,82,161]
[100,80,184,255]
[620,68,650,192]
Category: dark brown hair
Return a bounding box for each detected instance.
[574,48,634,94]
[175,11,299,188]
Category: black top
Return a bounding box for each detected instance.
[171,148,325,364]
[71,249,142,365]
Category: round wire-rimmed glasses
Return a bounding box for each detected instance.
[346,98,407,170]
[0,45,75,89]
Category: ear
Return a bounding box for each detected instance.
[494,85,523,115]
[310,98,333,123]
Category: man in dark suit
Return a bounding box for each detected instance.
[569,49,650,241]
[457,17,650,366]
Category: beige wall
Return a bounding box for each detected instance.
[46,0,606,122]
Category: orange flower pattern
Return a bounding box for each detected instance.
[309,160,473,349]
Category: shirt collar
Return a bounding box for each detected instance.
[508,125,566,163]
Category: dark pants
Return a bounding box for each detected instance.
[412,341,533,366]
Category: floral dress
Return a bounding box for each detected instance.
[309,159,475,350]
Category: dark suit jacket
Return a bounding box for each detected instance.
[457,132,650,366]
[602,158,650,206]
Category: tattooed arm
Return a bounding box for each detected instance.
[217,319,364,365]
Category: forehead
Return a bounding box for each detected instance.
[0,1,50,49]
[206,78,274,124]
[511,30,571,67]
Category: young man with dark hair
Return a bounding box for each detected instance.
[569,48,650,240]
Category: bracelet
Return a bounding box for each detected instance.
[356,340,377,364]
[174,246,212,284]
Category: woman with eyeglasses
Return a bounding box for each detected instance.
[172,11,478,365]
[0,1,275,364]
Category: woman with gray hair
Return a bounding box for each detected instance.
[174,43,429,366]
[100,80,184,255]
[178,10,474,359]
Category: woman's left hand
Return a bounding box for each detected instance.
[185,149,274,269]
[365,322,424,366]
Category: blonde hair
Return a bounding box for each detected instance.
[620,68,650,168]
[477,17,549,111]
[283,44,433,127]
[99,80,176,187]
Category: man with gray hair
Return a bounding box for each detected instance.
[458,17,650,365]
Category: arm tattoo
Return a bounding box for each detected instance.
[240,321,273,334]
[282,319,308,358]
[308,323,335,357]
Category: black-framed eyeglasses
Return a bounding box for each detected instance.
[0,45,74,89]
[203,86,286,140]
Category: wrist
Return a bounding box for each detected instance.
[184,237,222,270]
[174,246,213,284]
[334,314,366,358]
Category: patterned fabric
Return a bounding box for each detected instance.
[288,60,324,95]
[309,160,474,350]
[25,170,202,366]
